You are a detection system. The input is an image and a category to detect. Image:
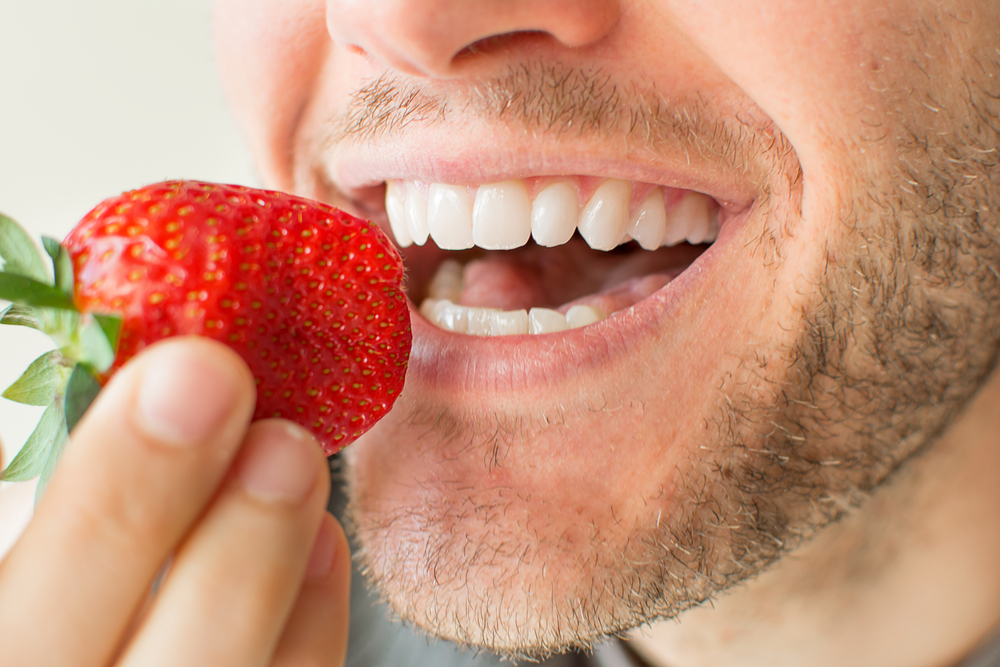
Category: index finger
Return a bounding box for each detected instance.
[0,338,256,667]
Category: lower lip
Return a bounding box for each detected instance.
[404,218,735,391]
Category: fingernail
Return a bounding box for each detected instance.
[305,513,338,581]
[136,343,242,446]
[238,422,318,504]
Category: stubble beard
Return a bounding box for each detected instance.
[340,49,1000,660]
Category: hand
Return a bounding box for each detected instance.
[0,338,351,667]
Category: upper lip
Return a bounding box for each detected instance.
[318,129,759,220]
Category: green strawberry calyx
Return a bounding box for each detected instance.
[0,211,121,499]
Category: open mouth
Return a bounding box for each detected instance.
[375,176,731,336]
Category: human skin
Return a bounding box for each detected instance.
[0,339,352,666]
[215,1,1000,665]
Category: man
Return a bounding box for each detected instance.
[1,1,998,665]
[218,0,1000,663]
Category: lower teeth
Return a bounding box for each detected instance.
[415,232,709,336]
[419,299,608,336]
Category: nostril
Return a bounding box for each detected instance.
[328,0,619,78]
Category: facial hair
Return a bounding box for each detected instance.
[337,44,1000,660]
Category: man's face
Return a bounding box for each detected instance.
[215,0,1000,658]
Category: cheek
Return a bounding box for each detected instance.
[662,0,879,132]
[661,0,909,236]
[214,0,331,189]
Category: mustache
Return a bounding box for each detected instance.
[323,61,791,178]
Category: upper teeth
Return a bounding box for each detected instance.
[385,178,719,252]
[578,179,632,250]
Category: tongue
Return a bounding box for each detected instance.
[455,239,705,313]
[460,259,551,310]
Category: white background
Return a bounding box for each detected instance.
[0,0,254,541]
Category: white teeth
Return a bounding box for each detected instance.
[473,181,532,250]
[421,298,468,333]
[565,304,607,329]
[489,309,529,335]
[428,183,474,250]
[662,192,714,246]
[528,307,570,334]
[385,181,413,247]
[684,193,717,244]
[466,307,500,335]
[419,297,445,321]
[404,182,430,246]
[627,188,667,251]
[578,179,632,251]
[423,301,531,337]
[685,205,709,243]
[419,297,607,336]
[426,258,464,302]
[704,208,720,243]
[389,178,720,252]
[531,182,579,247]
[400,178,719,339]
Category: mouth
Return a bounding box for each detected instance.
[352,174,743,340]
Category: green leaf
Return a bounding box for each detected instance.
[0,213,48,282]
[0,303,40,329]
[77,317,116,373]
[0,272,76,310]
[93,314,122,357]
[1,401,64,482]
[36,415,69,506]
[42,236,74,297]
[2,350,67,406]
[64,364,102,433]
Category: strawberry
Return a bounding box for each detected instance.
[0,180,411,494]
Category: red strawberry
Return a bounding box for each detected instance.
[0,180,411,493]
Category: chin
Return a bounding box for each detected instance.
[329,165,856,657]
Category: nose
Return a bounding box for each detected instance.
[326,0,620,77]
